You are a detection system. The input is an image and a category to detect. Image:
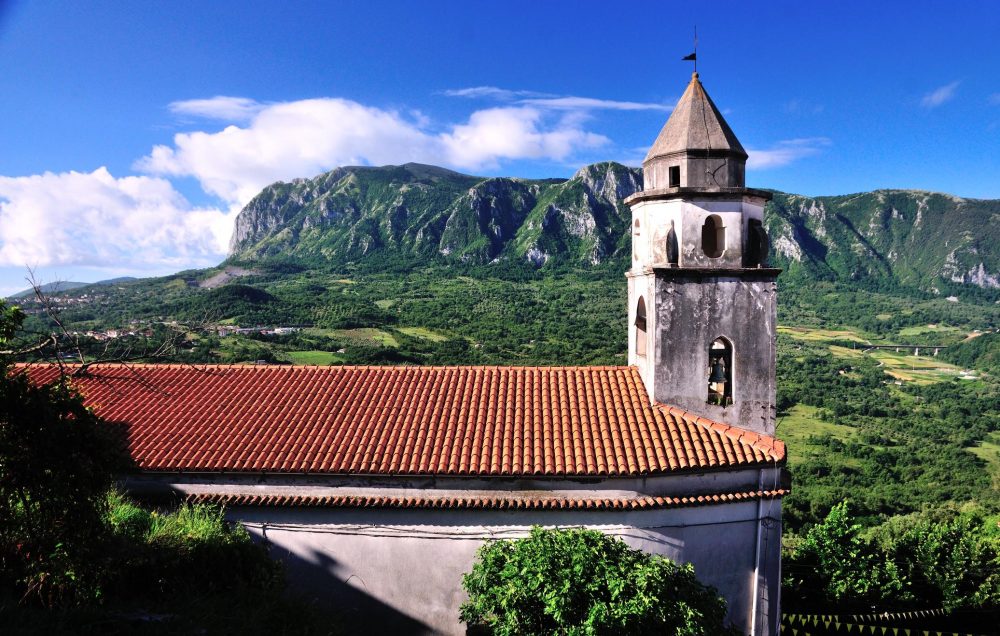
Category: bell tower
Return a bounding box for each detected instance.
[625,72,778,435]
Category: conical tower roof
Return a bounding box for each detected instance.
[644,72,747,163]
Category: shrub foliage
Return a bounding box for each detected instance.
[784,502,1000,613]
[460,527,737,635]
[0,304,131,604]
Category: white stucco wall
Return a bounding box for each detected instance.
[629,196,766,271]
[128,470,783,635]
[228,500,781,635]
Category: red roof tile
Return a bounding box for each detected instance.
[20,364,784,476]
[184,489,789,511]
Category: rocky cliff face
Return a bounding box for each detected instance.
[228,161,639,268]
[764,190,1000,290]
[229,162,999,291]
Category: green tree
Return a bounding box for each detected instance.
[0,301,130,604]
[783,501,905,610]
[460,526,737,636]
[871,508,1000,611]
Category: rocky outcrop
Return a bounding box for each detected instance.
[765,189,1000,291]
[228,162,641,268]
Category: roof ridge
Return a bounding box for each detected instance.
[18,362,636,372]
[654,402,785,463]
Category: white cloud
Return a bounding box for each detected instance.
[441,107,607,169]
[921,81,961,108]
[783,99,824,115]
[441,87,544,100]
[138,97,610,205]
[519,96,670,111]
[169,96,266,121]
[0,94,615,283]
[0,168,232,270]
[445,85,670,111]
[746,137,831,170]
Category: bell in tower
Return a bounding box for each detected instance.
[625,72,778,435]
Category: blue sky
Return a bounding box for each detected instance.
[1,0,998,295]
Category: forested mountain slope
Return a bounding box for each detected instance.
[229,162,640,268]
[767,190,1000,292]
[228,162,1000,296]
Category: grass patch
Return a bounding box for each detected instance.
[302,327,399,347]
[337,328,399,347]
[397,326,449,342]
[829,345,866,359]
[870,350,967,384]
[301,327,338,337]
[374,299,396,309]
[778,326,870,344]
[286,350,344,365]
[776,404,857,466]
[897,324,963,338]
[968,432,1000,485]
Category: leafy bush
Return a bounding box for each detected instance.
[785,502,1000,614]
[460,527,737,636]
[868,507,1000,611]
[783,502,905,611]
[1,308,131,604]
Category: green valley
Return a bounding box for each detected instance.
[8,162,999,536]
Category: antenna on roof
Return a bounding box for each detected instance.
[682,26,698,74]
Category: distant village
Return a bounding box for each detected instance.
[15,291,301,341]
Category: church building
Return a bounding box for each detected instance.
[24,72,787,635]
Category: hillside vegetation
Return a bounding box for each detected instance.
[226,162,999,296]
[10,162,999,536]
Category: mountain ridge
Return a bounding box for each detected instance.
[227,162,999,294]
[6,277,138,300]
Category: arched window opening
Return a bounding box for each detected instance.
[633,219,640,234]
[635,297,647,357]
[707,338,733,406]
[666,220,679,266]
[745,219,769,267]
[701,215,725,258]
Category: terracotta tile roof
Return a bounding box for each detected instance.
[185,489,790,511]
[20,364,784,476]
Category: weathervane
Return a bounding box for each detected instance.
[682,26,697,73]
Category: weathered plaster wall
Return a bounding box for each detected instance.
[629,197,765,270]
[127,469,783,635]
[651,271,778,435]
[644,151,746,190]
[627,272,656,383]
[230,500,781,636]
